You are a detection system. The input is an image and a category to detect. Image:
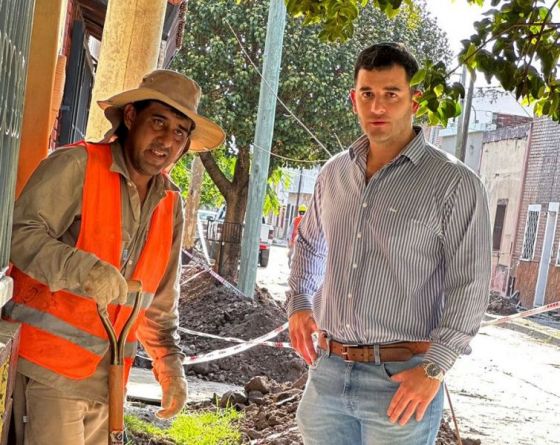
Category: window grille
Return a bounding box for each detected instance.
[0,0,36,279]
[521,206,540,260]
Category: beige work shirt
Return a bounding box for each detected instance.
[10,142,185,403]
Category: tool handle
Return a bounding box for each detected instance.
[108,364,125,445]
[126,279,142,293]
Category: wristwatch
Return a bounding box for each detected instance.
[421,361,445,382]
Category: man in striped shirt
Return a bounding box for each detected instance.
[287,43,491,444]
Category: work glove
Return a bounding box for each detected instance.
[82,260,128,309]
[157,376,188,419]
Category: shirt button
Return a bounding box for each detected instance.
[362,202,367,208]
[346,323,350,328]
[352,263,357,269]
[348,293,352,299]
[357,232,362,239]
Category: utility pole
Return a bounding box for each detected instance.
[454,67,467,161]
[294,167,303,211]
[238,0,286,297]
[455,68,475,162]
[457,72,476,163]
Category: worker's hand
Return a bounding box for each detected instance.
[82,260,127,309]
[288,309,318,365]
[156,376,188,419]
[387,366,441,425]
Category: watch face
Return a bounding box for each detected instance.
[425,363,441,377]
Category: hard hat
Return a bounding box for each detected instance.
[298,204,308,212]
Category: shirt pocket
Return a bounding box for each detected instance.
[387,216,442,295]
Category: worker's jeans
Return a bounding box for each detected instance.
[12,374,108,445]
[296,351,444,445]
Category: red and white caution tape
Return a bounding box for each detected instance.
[481,300,560,327]
[180,270,207,286]
[196,217,212,265]
[182,249,247,298]
[178,325,291,349]
[182,322,289,365]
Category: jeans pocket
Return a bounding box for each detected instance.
[382,357,423,381]
[309,349,326,370]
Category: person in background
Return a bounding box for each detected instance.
[288,204,308,267]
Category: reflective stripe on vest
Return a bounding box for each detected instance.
[5,141,175,380]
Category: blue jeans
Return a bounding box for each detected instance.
[296,350,444,445]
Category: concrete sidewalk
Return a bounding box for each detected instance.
[127,368,242,404]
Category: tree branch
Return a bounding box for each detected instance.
[199,152,232,199]
[446,16,559,77]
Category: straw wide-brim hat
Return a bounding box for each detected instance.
[97,69,225,152]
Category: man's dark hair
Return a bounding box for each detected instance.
[354,42,419,82]
[115,99,194,143]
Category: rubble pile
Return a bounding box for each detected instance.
[487,292,520,316]
[176,262,306,385]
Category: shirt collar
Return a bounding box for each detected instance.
[399,126,426,166]
[348,126,426,166]
[109,141,181,194]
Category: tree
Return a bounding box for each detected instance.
[172,0,451,281]
[285,0,560,125]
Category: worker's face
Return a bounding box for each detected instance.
[122,101,193,178]
[350,65,419,146]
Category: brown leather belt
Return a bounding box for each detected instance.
[318,332,430,363]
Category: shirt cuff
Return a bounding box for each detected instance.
[285,293,313,317]
[423,342,460,374]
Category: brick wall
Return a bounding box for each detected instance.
[495,113,533,129]
[513,117,560,306]
[515,261,539,307]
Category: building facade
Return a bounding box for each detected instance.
[512,117,560,307]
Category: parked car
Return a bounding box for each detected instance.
[206,206,273,267]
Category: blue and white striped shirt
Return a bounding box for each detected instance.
[287,129,491,372]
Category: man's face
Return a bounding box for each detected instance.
[123,101,194,178]
[350,65,418,146]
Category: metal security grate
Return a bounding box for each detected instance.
[0,0,36,278]
[58,19,93,145]
[521,209,540,260]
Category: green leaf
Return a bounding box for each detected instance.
[434,83,444,97]
[410,68,426,86]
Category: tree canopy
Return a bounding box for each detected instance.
[172,0,451,278]
[175,0,451,169]
[285,0,560,124]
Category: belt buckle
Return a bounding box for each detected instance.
[341,344,359,362]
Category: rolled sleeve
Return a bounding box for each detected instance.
[286,173,327,317]
[10,147,100,291]
[136,194,186,380]
[427,172,491,373]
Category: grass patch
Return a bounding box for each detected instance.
[125,408,243,445]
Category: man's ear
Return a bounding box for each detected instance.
[122,104,137,130]
[411,90,422,113]
[349,89,357,114]
[179,139,191,159]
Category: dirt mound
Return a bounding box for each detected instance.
[487,292,520,316]
[177,262,306,386]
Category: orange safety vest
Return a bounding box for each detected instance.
[290,215,303,244]
[4,141,176,381]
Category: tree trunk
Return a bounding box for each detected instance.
[182,155,205,250]
[199,147,251,283]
